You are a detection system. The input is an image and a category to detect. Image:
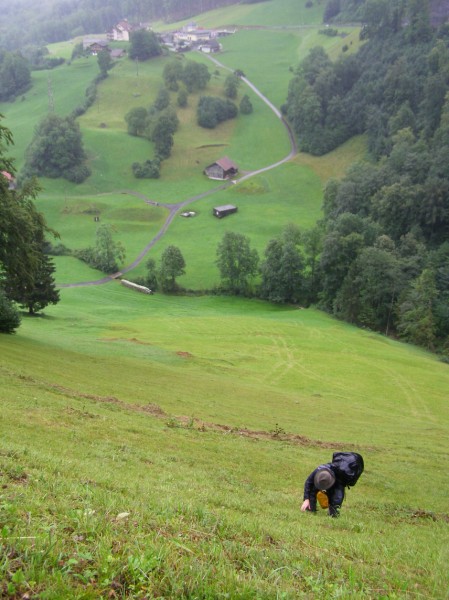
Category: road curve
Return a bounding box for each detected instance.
[59,56,297,288]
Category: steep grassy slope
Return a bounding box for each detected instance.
[1,3,448,597]
[1,289,448,597]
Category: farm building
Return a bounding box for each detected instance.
[83,39,109,54]
[213,205,238,218]
[204,157,238,180]
[199,40,221,53]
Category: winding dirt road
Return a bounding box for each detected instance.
[60,57,297,288]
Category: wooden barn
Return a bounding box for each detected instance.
[213,204,238,218]
[204,157,238,180]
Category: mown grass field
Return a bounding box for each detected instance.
[1,288,448,598]
[2,1,448,597]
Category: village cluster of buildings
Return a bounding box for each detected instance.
[82,19,235,57]
[160,22,236,54]
[81,21,240,219]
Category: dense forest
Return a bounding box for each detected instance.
[283,0,449,354]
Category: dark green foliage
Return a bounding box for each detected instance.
[125,107,148,136]
[323,0,341,22]
[163,60,183,91]
[260,230,305,304]
[159,246,186,292]
[147,108,179,160]
[129,29,161,61]
[216,232,259,295]
[223,73,240,99]
[239,94,253,114]
[1,119,60,321]
[76,224,125,274]
[307,49,449,350]
[0,290,21,333]
[153,87,170,111]
[397,268,438,348]
[132,159,160,179]
[145,258,158,291]
[65,164,91,184]
[23,114,90,183]
[0,52,31,100]
[163,60,210,94]
[71,74,104,118]
[13,254,60,315]
[97,49,112,76]
[71,43,85,60]
[334,244,404,332]
[197,96,238,128]
[177,88,188,108]
[22,46,65,70]
[181,61,211,93]
[284,2,439,157]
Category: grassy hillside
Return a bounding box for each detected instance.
[1,288,448,598]
[3,4,446,596]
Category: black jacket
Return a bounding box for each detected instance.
[303,463,345,516]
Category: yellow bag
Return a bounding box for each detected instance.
[317,491,329,509]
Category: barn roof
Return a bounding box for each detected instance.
[215,156,238,171]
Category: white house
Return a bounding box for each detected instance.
[107,19,133,42]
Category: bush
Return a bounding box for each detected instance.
[239,94,253,115]
[44,242,71,256]
[0,291,21,334]
[64,164,91,183]
[132,159,160,179]
[177,88,188,108]
[197,96,238,129]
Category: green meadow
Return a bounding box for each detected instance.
[1,0,448,597]
[1,287,448,598]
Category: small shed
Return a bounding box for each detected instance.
[204,157,238,180]
[213,204,238,218]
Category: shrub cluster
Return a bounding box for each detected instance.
[197,96,238,129]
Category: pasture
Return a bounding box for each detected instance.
[2,1,448,597]
[1,287,448,598]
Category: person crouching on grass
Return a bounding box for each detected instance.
[301,465,344,518]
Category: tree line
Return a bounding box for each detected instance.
[280,0,449,355]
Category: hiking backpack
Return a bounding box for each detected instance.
[331,452,364,487]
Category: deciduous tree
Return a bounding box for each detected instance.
[216,232,259,295]
[95,224,125,273]
[23,114,90,183]
[129,29,161,61]
[159,245,185,292]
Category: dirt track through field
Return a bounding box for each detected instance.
[59,58,297,288]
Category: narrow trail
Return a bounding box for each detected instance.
[59,56,297,289]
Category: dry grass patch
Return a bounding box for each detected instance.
[294,135,369,183]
